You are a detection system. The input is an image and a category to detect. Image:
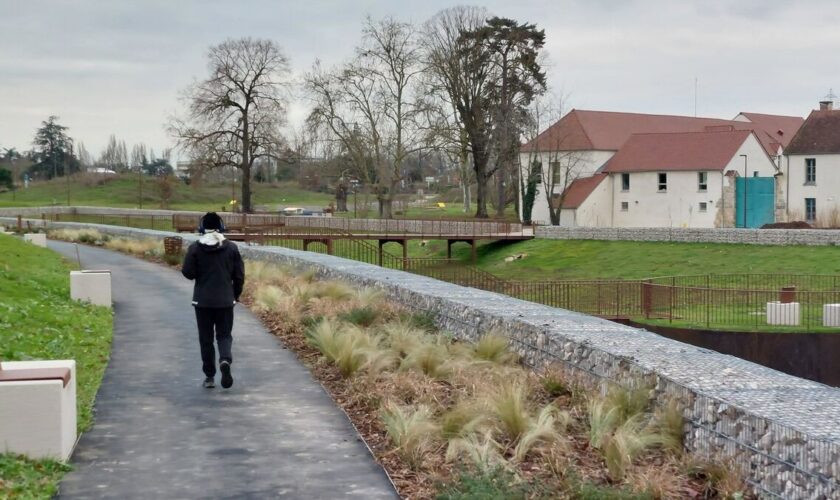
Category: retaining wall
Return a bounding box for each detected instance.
[536,225,840,246]
[12,217,840,499]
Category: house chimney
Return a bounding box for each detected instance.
[820,100,833,111]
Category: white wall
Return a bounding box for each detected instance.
[610,134,776,228]
[518,150,614,225]
[567,177,613,227]
[785,154,840,224]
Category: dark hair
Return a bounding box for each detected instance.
[201,212,224,232]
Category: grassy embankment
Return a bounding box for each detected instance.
[0,235,113,498]
[0,175,333,211]
[409,238,840,280]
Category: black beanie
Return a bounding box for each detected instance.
[202,212,224,232]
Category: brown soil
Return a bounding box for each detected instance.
[760,221,813,229]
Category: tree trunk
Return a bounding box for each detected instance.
[241,114,252,213]
[472,143,490,219]
[549,206,560,225]
[462,181,470,213]
[496,166,506,218]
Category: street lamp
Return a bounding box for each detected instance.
[739,154,748,228]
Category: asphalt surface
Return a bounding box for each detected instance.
[49,240,397,499]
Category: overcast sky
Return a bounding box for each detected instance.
[2,0,838,157]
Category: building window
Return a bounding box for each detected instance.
[805,158,816,184]
[805,198,816,221]
[699,202,708,212]
[657,173,667,192]
[698,172,708,192]
[621,173,630,191]
[620,201,629,211]
[550,161,562,184]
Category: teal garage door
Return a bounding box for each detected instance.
[735,177,775,228]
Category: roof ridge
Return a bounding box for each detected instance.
[625,129,751,137]
[573,108,732,121]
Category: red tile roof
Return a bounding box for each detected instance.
[521,109,792,157]
[784,110,840,154]
[602,130,753,173]
[558,174,608,209]
[737,112,804,148]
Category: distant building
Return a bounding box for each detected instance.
[783,100,840,224]
[519,109,804,227]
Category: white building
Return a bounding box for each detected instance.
[782,101,840,225]
[601,129,778,228]
[519,109,803,226]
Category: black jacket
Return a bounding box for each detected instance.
[181,235,245,308]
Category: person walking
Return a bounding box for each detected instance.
[181,212,245,389]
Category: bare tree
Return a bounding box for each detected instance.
[306,17,426,218]
[169,38,291,212]
[98,135,128,172]
[77,142,93,170]
[535,100,585,226]
[424,6,496,218]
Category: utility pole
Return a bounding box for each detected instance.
[740,154,748,228]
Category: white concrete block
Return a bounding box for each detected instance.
[23,232,47,247]
[70,270,112,306]
[766,301,800,326]
[0,360,77,461]
[823,304,840,327]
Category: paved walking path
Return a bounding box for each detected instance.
[50,241,397,499]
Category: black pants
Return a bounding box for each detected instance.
[194,307,234,378]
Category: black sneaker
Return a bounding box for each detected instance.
[220,361,233,389]
[203,377,215,389]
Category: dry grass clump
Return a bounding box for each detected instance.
[245,260,292,285]
[243,260,746,499]
[104,237,163,257]
[381,402,440,469]
[472,333,518,365]
[587,385,681,481]
[49,228,108,244]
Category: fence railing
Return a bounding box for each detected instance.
[24,212,840,331]
[36,211,531,240]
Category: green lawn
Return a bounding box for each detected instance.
[0,175,333,211]
[0,235,113,498]
[411,238,840,280]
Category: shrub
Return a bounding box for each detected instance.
[653,399,685,453]
[539,368,571,398]
[605,385,652,424]
[314,281,355,300]
[305,319,345,363]
[490,382,531,442]
[406,310,437,332]
[436,467,531,500]
[603,414,676,481]
[444,432,505,472]
[340,306,378,327]
[163,253,182,266]
[682,457,749,499]
[380,319,430,358]
[513,404,570,462]
[441,400,490,440]
[588,399,619,449]
[380,402,438,469]
[253,285,285,312]
[355,286,385,307]
[245,260,289,285]
[472,333,517,364]
[401,343,451,379]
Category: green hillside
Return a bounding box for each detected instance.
[0,175,333,211]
